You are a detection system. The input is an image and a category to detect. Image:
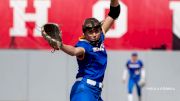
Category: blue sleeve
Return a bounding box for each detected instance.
[75,41,90,54]
[101,32,105,41]
[99,32,105,42]
[126,60,130,68]
[139,60,144,67]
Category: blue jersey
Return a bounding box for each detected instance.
[75,32,107,82]
[126,60,143,78]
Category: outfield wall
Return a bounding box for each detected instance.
[0,50,179,101]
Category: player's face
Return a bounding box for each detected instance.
[132,55,138,61]
[84,28,101,42]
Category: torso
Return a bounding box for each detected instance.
[75,33,107,82]
[127,60,143,78]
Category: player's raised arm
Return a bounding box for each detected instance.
[102,0,120,34]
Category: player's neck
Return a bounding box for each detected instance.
[131,59,137,63]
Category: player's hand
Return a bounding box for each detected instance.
[122,79,126,84]
[138,79,146,87]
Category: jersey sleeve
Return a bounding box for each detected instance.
[126,60,130,68]
[139,60,144,67]
[99,32,105,43]
[75,41,90,54]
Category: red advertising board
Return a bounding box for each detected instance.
[0,0,176,50]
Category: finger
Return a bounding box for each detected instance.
[41,27,46,35]
[46,35,51,40]
[56,41,62,49]
[51,39,62,49]
[42,33,51,41]
[51,38,56,42]
[42,31,48,39]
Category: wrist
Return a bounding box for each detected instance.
[57,41,63,49]
[108,4,120,19]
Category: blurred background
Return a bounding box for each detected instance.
[0,0,180,101]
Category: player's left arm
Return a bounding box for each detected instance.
[141,67,146,80]
[141,67,146,81]
[122,68,128,83]
[139,60,146,87]
[102,0,121,34]
[122,61,129,83]
[140,60,145,80]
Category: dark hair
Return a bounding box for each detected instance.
[132,52,138,56]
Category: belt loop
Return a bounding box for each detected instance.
[99,83,103,88]
[87,79,96,86]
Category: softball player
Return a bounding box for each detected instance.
[123,52,146,101]
[44,0,121,100]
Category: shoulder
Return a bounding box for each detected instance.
[76,40,88,46]
[75,39,91,52]
[101,32,105,39]
[137,59,143,63]
[137,59,144,66]
[126,60,131,64]
[75,36,89,46]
